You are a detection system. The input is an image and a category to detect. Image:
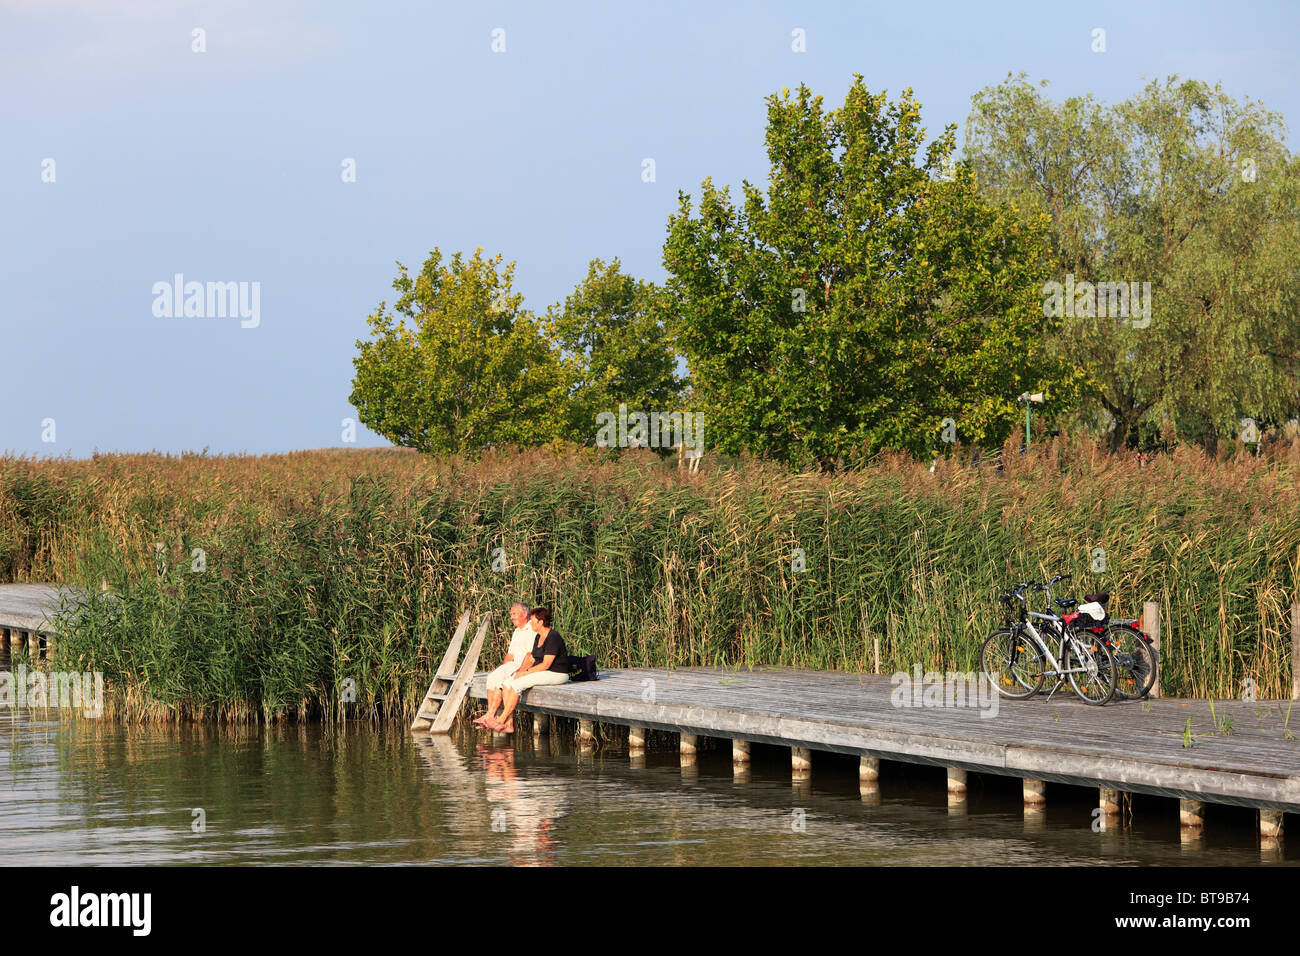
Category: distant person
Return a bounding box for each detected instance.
[486,607,568,733]
[474,603,535,729]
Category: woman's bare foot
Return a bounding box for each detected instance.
[473,714,495,728]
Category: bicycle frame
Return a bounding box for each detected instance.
[1005,581,1105,697]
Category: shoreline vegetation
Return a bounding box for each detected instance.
[1,442,1297,723]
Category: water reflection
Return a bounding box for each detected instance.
[0,710,1294,866]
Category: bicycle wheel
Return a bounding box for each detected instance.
[1066,632,1117,705]
[980,628,1044,700]
[1105,624,1158,699]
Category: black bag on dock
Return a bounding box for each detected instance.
[567,655,598,682]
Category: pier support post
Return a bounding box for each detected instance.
[1180,799,1205,828]
[1099,788,1122,817]
[628,725,646,756]
[947,768,968,811]
[27,631,39,658]
[680,733,697,767]
[532,713,549,738]
[1261,809,1284,839]
[1292,603,1300,701]
[732,739,750,767]
[1143,602,1161,698]
[859,756,879,782]
[791,747,811,777]
[680,733,698,774]
[947,768,967,795]
[1023,778,1046,808]
[578,720,596,748]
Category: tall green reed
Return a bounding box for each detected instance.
[1,438,1296,722]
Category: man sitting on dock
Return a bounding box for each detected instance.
[485,606,569,734]
[474,603,536,729]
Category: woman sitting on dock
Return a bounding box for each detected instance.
[485,607,568,733]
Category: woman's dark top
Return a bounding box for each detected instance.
[530,629,568,673]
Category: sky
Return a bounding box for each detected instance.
[2,0,1297,457]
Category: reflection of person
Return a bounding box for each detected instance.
[485,607,568,734]
[478,744,566,865]
[475,603,535,729]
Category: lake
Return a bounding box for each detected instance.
[0,709,1292,866]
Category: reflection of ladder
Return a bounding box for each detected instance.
[411,611,491,733]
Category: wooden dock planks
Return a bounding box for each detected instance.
[467,666,1300,813]
[0,583,66,634]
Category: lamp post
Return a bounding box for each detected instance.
[1018,392,1044,446]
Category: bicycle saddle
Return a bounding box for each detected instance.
[1055,598,1078,609]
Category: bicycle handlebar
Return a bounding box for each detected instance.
[1001,572,1074,607]
[1000,581,1039,603]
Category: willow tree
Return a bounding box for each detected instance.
[350,248,567,454]
[660,77,1077,468]
[966,74,1300,450]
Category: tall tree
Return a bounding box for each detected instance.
[966,74,1300,450]
[661,77,1078,467]
[542,259,685,444]
[350,248,566,454]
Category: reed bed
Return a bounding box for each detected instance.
[1,439,1297,722]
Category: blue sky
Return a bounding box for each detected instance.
[3,0,1297,457]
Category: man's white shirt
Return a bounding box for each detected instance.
[507,626,535,664]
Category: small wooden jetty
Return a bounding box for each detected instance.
[5,583,1296,842]
[465,665,1299,841]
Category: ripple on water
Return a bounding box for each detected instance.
[0,711,1293,866]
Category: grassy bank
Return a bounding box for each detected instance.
[1,441,1297,721]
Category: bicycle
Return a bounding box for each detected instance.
[980,574,1120,705]
[1059,594,1159,700]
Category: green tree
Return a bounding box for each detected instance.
[966,74,1300,450]
[350,248,566,454]
[661,77,1077,467]
[541,258,685,444]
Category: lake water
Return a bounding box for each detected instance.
[0,708,1293,866]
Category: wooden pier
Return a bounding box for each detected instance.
[0,583,66,661]
[4,582,1296,840]
[466,666,1299,839]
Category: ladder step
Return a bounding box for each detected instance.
[425,692,448,702]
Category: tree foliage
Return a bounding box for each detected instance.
[542,258,684,443]
[351,251,684,455]
[966,74,1300,449]
[660,77,1078,467]
[350,249,566,455]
